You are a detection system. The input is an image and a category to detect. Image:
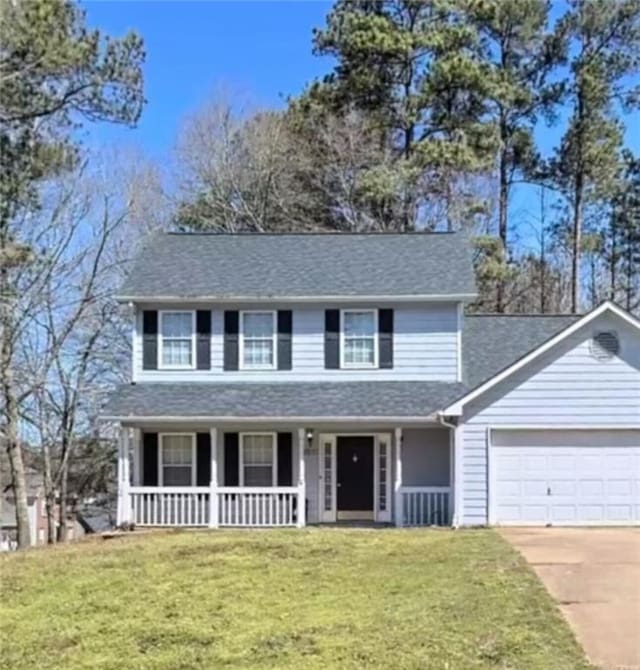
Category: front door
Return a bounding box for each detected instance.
[337,436,374,519]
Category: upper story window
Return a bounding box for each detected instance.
[341,309,378,368]
[240,433,276,486]
[159,311,195,369]
[240,311,277,370]
[159,434,195,486]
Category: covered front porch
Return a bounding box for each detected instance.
[116,424,455,529]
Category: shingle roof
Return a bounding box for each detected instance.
[462,314,580,389]
[119,232,477,300]
[102,381,467,419]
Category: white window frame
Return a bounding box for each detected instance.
[158,433,196,486]
[158,310,196,371]
[340,308,379,369]
[239,310,278,371]
[239,432,278,487]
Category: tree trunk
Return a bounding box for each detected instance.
[57,456,69,543]
[42,440,56,544]
[497,141,509,313]
[571,171,583,314]
[0,232,31,548]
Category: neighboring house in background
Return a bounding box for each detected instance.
[103,233,640,529]
[1,463,85,550]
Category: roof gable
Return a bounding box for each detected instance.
[444,302,640,416]
[119,232,476,301]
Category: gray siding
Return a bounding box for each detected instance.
[460,313,640,525]
[402,429,450,487]
[133,302,459,382]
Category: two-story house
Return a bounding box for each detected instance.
[104,232,640,529]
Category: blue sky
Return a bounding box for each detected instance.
[83,1,638,251]
[83,1,333,157]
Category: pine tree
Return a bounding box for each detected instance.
[303,0,498,231]
[549,0,640,313]
[465,0,564,311]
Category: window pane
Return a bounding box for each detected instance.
[163,466,191,486]
[162,339,192,367]
[344,337,375,365]
[243,313,274,338]
[163,436,193,465]
[244,339,273,366]
[243,435,273,464]
[244,466,272,487]
[344,311,375,337]
[243,435,273,486]
[162,312,192,338]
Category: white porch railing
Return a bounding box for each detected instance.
[217,487,300,527]
[130,487,211,526]
[399,486,451,526]
[128,486,302,528]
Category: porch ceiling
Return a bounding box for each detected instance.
[102,381,466,421]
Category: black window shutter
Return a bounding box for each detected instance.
[196,310,212,370]
[379,309,394,369]
[196,432,211,485]
[277,433,293,486]
[224,433,239,486]
[324,309,340,369]
[142,311,158,370]
[142,433,158,486]
[277,311,292,370]
[224,311,239,371]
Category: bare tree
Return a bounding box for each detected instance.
[14,148,163,543]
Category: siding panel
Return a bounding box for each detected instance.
[460,314,640,525]
[134,302,460,382]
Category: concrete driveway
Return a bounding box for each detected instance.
[500,528,640,670]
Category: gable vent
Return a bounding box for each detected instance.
[589,331,620,360]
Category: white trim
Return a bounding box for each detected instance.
[158,432,197,486]
[239,310,277,371]
[239,432,278,486]
[456,302,463,382]
[394,427,403,526]
[442,301,640,416]
[105,415,443,424]
[340,309,378,369]
[489,424,640,432]
[158,310,196,371]
[130,303,138,383]
[375,433,392,522]
[117,293,478,304]
[318,434,337,522]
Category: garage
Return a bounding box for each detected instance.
[490,429,640,526]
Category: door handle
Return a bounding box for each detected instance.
[547,487,551,496]
[337,483,341,488]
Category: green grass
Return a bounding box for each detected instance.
[0,528,592,670]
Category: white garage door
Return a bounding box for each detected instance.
[491,429,640,526]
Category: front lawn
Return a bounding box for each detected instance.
[0,528,592,670]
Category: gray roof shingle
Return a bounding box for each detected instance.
[463,314,580,389]
[119,232,477,299]
[102,381,467,419]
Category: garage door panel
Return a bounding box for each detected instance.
[491,430,640,527]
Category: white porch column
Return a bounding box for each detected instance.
[132,428,142,486]
[116,426,132,526]
[452,424,463,527]
[209,427,219,528]
[297,428,306,528]
[116,426,124,526]
[394,427,403,527]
